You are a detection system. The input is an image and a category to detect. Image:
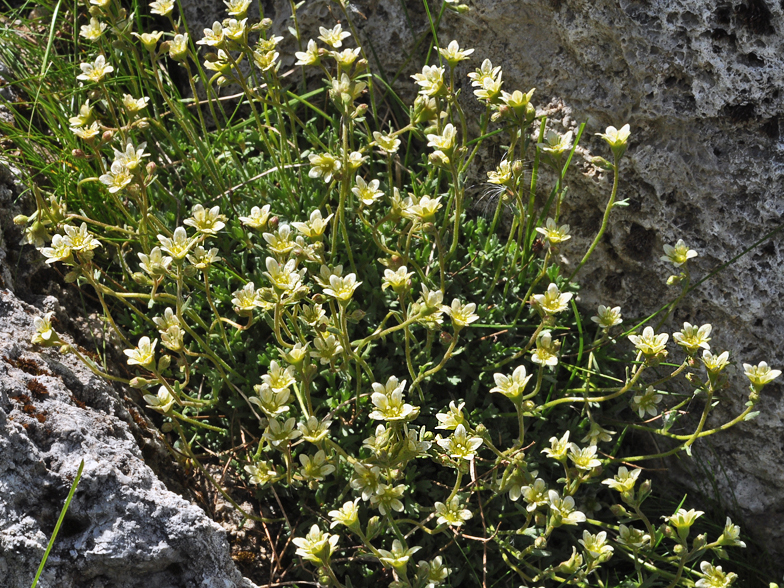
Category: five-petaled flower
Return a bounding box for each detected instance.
[124,336,157,369]
[662,239,697,267]
[77,55,114,83]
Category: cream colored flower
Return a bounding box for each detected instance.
[436,424,483,461]
[443,298,479,328]
[628,326,668,357]
[531,330,560,367]
[412,65,445,97]
[490,365,531,401]
[158,227,193,259]
[535,218,571,245]
[438,40,474,65]
[184,204,226,235]
[292,524,338,565]
[373,131,401,154]
[143,386,175,412]
[72,122,101,140]
[292,209,333,239]
[77,55,113,83]
[99,161,133,193]
[149,0,174,16]
[323,273,361,303]
[122,94,150,114]
[224,0,252,17]
[295,39,320,66]
[744,361,781,391]
[434,496,473,527]
[138,247,172,277]
[631,386,663,418]
[318,24,351,48]
[702,350,730,373]
[661,239,697,266]
[568,443,602,470]
[591,305,622,329]
[239,205,271,229]
[113,142,148,170]
[124,336,157,369]
[532,282,572,315]
[308,152,341,183]
[80,18,107,41]
[539,130,573,155]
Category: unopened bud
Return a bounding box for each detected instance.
[88,5,101,16]
[268,216,279,229]
[101,130,113,143]
[13,214,29,225]
[146,161,157,175]
[71,149,85,158]
[534,512,546,526]
[534,536,547,549]
[260,17,273,29]
[511,159,524,176]
[609,504,628,518]
[440,331,453,345]
[673,543,684,554]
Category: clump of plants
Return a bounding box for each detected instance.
[4,0,780,586]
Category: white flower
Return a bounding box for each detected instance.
[535,217,571,245]
[435,401,465,430]
[308,152,341,183]
[631,386,663,418]
[673,322,711,353]
[263,417,302,446]
[369,376,419,422]
[112,142,148,170]
[99,161,133,193]
[695,561,737,588]
[79,18,107,41]
[377,539,421,571]
[436,424,483,461]
[531,330,560,367]
[122,94,149,114]
[412,65,445,97]
[490,365,532,401]
[124,336,157,369]
[292,209,333,239]
[149,0,174,16]
[183,204,226,235]
[143,386,175,412]
[245,461,277,485]
[434,496,472,527]
[352,176,384,205]
[157,227,193,259]
[438,40,474,65]
[532,282,572,315]
[292,525,339,565]
[628,326,668,357]
[329,500,360,529]
[77,55,113,83]
[579,530,613,560]
[661,239,697,266]
[443,298,479,328]
[295,39,320,66]
[318,24,351,48]
[299,449,335,481]
[31,312,56,345]
[547,490,586,526]
[239,204,271,229]
[597,124,631,148]
[373,131,401,154]
[591,305,622,329]
[138,247,172,277]
[743,361,781,391]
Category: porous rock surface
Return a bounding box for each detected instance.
[199,0,784,562]
[0,185,257,586]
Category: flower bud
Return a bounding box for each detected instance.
[13,214,29,225]
[260,17,272,29]
[609,504,628,518]
[88,5,101,16]
[146,161,157,175]
[157,354,171,372]
[268,216,279,229]
[101,130,113,143]
[534,536,547,549]
[439,331,453,345]
[71,149,86,159]
[534,512,546,526]
[366,516,381,541]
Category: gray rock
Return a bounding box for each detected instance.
[0,290,258,588]
[184,0,784,562]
